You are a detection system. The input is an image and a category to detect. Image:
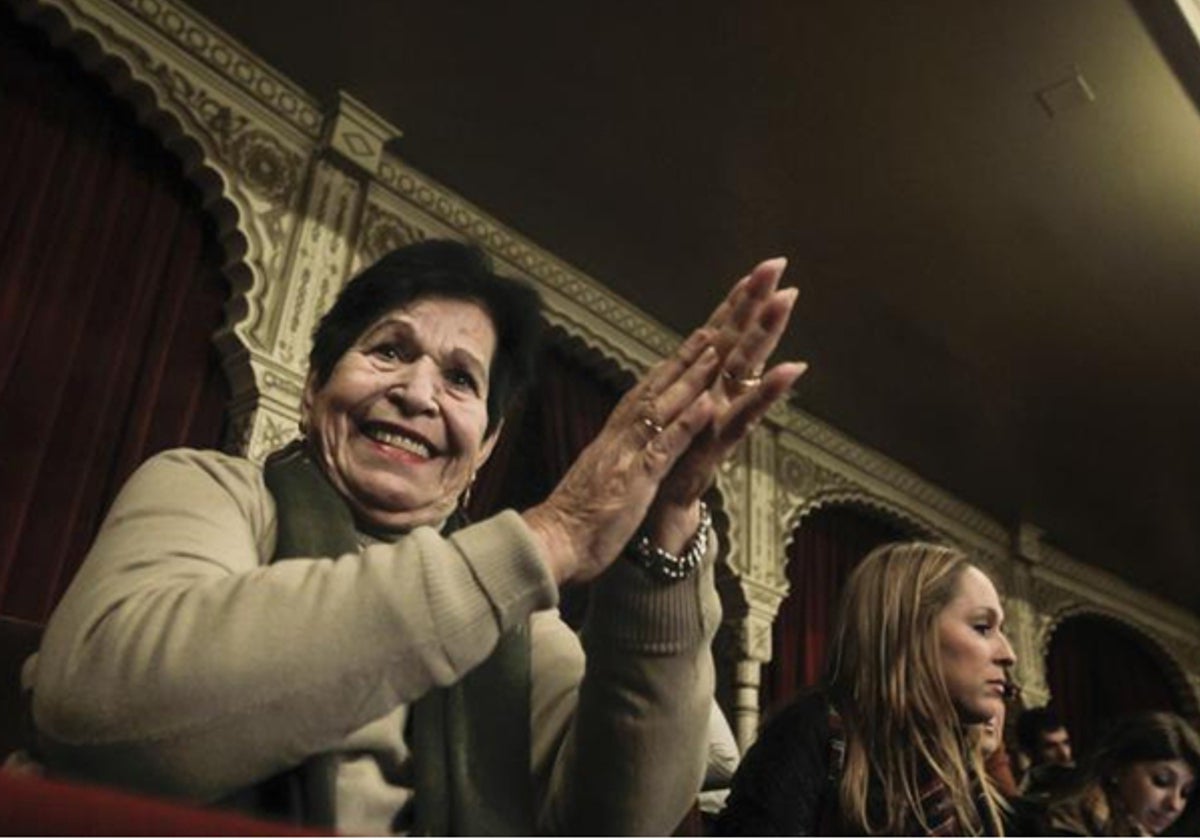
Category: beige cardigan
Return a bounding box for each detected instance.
[29,448,720,834]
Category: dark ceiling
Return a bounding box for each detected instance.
[185,0,1200,616]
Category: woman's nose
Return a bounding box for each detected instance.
[388,359,440,414]
[1165,786,1186,814]
[996,631,1016,665]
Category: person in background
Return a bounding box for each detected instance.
[1019,706,1074,769]
[717,542,1015,836]
[24,239,806,835]
[1040,711,1199,836]
[1018,706,1077,800]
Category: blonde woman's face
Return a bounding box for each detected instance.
[936,566,1016,725]
[1114,759,1194,835]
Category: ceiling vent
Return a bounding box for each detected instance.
[1036,69,1095,117]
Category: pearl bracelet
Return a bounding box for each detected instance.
[627,502,712,583]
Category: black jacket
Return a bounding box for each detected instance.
[717,691,840,835]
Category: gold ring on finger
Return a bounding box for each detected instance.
[722,368,764,392]
[640,416,665,436]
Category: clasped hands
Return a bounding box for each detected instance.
[525,257,807,586]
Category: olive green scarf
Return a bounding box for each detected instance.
[261,440,534,835]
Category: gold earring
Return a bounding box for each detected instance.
[461,472,477,510]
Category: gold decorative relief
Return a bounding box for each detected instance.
[243,409,297,465]
[357,202,426,267]
[1020,566,1200,714]
[376,154,677,371]
[269,160,364,366]
[746,616,773,663]
[229,130,300,204]
[782,488,944,549]
[772,407,1010,547]
[147,66,305,212]
[112,0,322,138]
[777,450,821,499]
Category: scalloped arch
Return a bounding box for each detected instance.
[14,0,271,414]
[781,489,946,554]
[543,324,637,393]
[1039,606,1200,719]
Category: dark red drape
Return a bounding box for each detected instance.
[1045,613,1186,760]
[761,505,910,712]
[469,343,622,628]
[0,9,230,622]
[470,345,620,514]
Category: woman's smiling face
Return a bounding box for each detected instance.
[302,296,499,531]
[1114,759,1195,835]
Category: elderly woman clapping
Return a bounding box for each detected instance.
[28,239,804,834]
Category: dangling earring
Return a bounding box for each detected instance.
[460,472,477,511]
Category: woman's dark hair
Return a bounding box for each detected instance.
[1041,710,1200,835]
[1089,710,1200,835]
[309,239,543,435]
[1090,711,1200,779]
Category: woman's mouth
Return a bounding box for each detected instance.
[1143,811,1176,833]
[361,423,434,458]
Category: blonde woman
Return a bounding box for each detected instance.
[718,542,1015,835]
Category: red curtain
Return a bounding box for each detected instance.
[0,9,229,622]
[761,505,910,712]
[1046,613,1186,759]
[470,343,622,628]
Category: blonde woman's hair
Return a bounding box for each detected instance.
[825,541,1006,835]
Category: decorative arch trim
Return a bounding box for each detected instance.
[13,0,317,456]
[1039,606,1200,720]
[782,490,944,551]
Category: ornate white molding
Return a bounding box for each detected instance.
[772,408,1011,554]
[103,0,321,141]
[323,91,401,176]
[1025,546,1200,714]
[21,0,1197,726]
[1034,545,1200,656]
[375,154,675,378]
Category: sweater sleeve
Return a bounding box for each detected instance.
[30,449,557,802]
[529,539,722,835]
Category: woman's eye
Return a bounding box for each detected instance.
[372,343,412,363]
[446,369,479,393]
[973,624,991,635]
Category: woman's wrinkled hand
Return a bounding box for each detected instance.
[644,258,807,553]
[523,257,806,586]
